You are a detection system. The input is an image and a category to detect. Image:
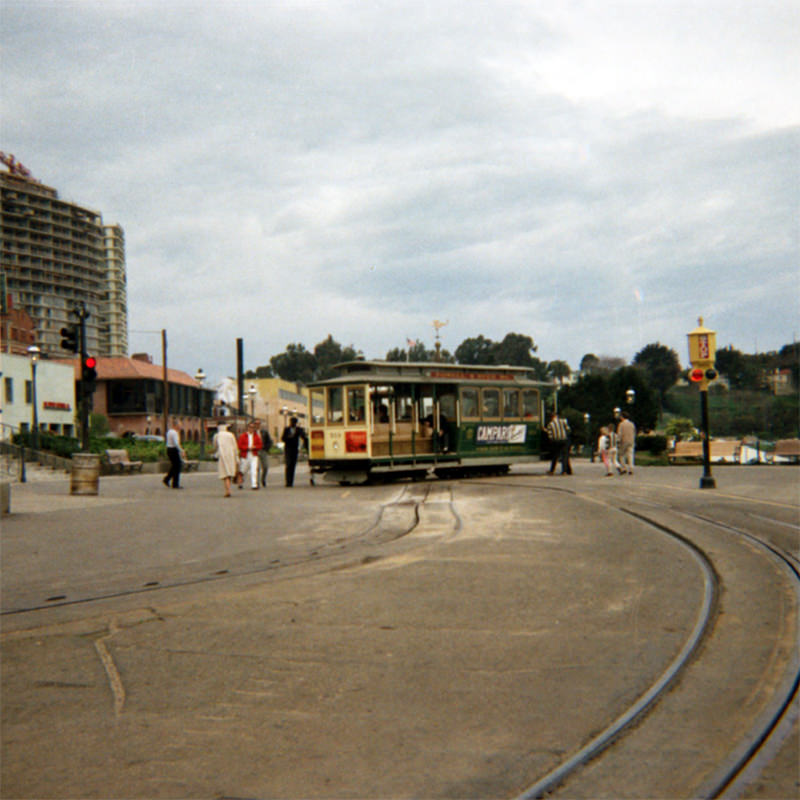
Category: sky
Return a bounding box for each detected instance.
[2,0,798,384]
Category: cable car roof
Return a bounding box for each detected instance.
[308,360,552,388]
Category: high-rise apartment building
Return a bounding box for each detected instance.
[101,223,128,356]
[0,154,128,358]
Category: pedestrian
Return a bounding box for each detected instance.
[258,424,273,487]
[545,410,572,475]
[238,421,263,490]
[609,408,624,473]
[281,416,308,487]
[163,420,183,489]
[618,411,637,475]
[597,426,613,476]
[213,423,239,497]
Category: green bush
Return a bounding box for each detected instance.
[636,434,667,453]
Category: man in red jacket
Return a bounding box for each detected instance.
[238,421,263,490]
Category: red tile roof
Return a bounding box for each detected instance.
[52,356,200,387]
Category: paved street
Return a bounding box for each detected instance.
[1,463,798,799]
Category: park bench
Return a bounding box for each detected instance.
[181,457,200,471]
[104,449,143,473]
[774,439,800,463]
[668,440,741,463]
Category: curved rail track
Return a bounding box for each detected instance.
[1,484,455,617]
[3,473,797,799]
[476,477,800,799]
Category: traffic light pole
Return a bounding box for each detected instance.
[74,304,91,452]
[699,386,716,489]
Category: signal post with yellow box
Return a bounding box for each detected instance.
[687,317,717,489]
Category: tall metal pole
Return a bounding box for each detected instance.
[30,357,39,451]
[77,306,90,451]
[699,388,716,489]
[162,329,169,437]
[237,338,244,416]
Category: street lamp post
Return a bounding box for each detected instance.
[249,384,257,419]
[27,345,41,451]
[625,388,635,406]
[583,412,591,460]
[195,368,206,458]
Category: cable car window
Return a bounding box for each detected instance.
[461,387,479,419]
[503,389,520,419]
[482,388,500,419]
[347,387,366,422]
[309,388,325,426]
[522,389,540,420]
[372,387,391,424]
[395,395,414,421]
[439,392,456,420]
[327,386,344,424]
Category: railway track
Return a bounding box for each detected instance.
[477,477,799,799]
[2,472,797,798]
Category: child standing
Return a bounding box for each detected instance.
[597,426,613,476]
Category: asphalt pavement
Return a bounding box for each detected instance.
[1,461,798,799]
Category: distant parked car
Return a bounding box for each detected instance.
[133,434,165,442]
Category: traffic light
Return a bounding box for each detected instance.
[705,368,718,381]
[82,355,97,385]
[60,325,79,352]
[689,367,705,383]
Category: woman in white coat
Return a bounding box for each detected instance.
[213,424,240,497]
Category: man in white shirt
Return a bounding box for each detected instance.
[163,422,183,489]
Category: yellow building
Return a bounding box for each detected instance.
[247,377,320,443]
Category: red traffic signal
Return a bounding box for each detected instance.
[689,368,705,382]
[82,356,98,384]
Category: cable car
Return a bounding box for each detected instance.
[307,360,551,484]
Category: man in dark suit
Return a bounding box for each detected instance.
[281,417,308,487]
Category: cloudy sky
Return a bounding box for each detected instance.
[3,0,798,383]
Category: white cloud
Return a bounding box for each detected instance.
[1,0,797,382]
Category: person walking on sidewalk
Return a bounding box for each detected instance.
[163,421,183,489]
[238,421,263,490]
[213,424,239,497]
[617,411,636,475]
[258,425,273,488]
[545,411,572,475]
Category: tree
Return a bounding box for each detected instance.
[558,365,659,432]
[386,347,406,362]
[633,342,681,404]
[608,366,659,431]
[314,335,360,380]
[491,332,538,366]
[715,345,759,389]
[549,360,572,385]
[455,335,496,365]
[579,353,600,374]
[270,343,316,384]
